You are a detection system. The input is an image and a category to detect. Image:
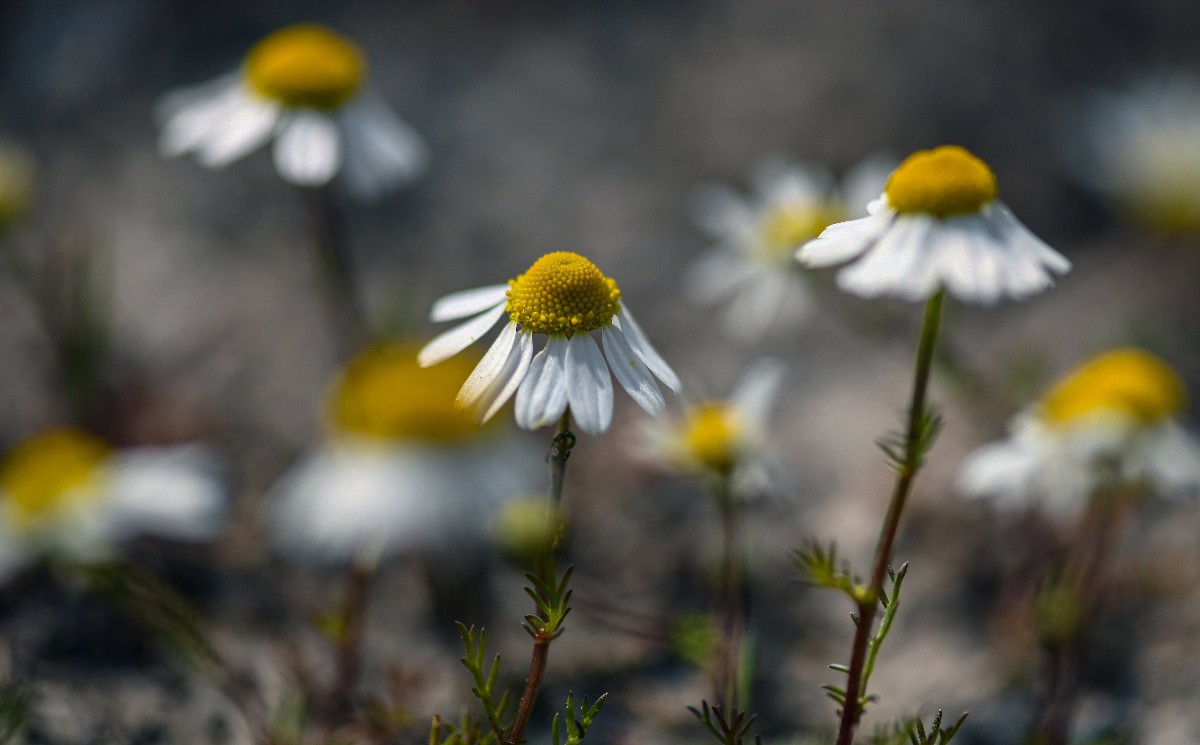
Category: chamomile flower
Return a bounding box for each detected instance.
[0,428,225,580]
[272,342,530,563]
[642,359,784,490]
[157,23,427,198]
[798,145,1071,304]
[1075,76,1200,233]
[418,252,681,435]
[686,156,893,339]
[957,348,1200,520]
[0,140,35,228]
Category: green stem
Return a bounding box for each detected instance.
[834,290,944,745]
[714,473,743,711]
[504,414,575,745]
[299,186,368,358]
[329,558,373,727]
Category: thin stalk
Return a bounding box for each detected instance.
[835,290,944,745]
[299,186,368,358]
[504,413,576,745]
[329,558,373,727]
[713,473,744,710]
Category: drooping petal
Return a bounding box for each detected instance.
[273,111,343,186]
[798,211,892,267]
[192,88,282,168]
[565,333,614,434]
[457,322,533,423]
[835,214,935,299]
[103,445,226,542]
[601,326,664,416]
[515,336,570,429]
[430,285,510,322]
[613,308,681,394]
[729,358,785,434]
[418,302,507,367]
[338,94,430,200]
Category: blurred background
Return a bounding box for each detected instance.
[2,0,1200,743]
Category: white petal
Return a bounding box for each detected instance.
[1138,422,1200,493]
[613,308,681,393]
[338,94,429,200]
[836,215,937,299]
[840,159,898,218]
[689,184,758,239]
[798,211,892,267]
[683,247,756,304]
[104,445,226,542]
[565,333,614,435]
[273,112,343,186]
[601,326,664,416]
[729,358,785,433]
[457,322,532,422]
[515,336,570,429]
[430,285,510,322]
[418,302,507,367]
[156,73,251,157]
[991,203,1072,275]
[190,88,281,168]
[955,438,1043,504]
[722,267,809,339]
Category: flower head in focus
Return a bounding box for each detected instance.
[0,140,35,228]
[1074,76,1200,233]
[957,348,1200,520]
[642,359,784,494]
[686,156,893,340]
[272,342,531,563]
[418,252,681,435]
[157,23,428,199]
[0,428,225,580]
[798,145,1071,304]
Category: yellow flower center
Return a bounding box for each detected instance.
[1039,348,1187,428]
[758,201,846,258]
[682,403,744,474]
[245,24,365,110]
[0,429,111,533]
[885,145,998,218]
[329,342,485,443]
[505,252,621,336]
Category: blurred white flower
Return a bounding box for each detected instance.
[156,23,427,199]
[272,342,530,563]
[1075,76,1200,233]
[418,251,680,435]
[686,156,893,340]
[641,358,784,494]
[798,145,1071,304]
[958,348,1200,520]
[0,428,225,580]
[0,140,35,227]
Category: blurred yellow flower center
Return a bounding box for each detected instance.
[330,343,484,443]
[683,403,743,473]
[0,429,110,532]
[245,24,365,109]
[759,202,845,257]
[1039,348,1186,427]
[506,252,621,336]
[885,145,998,218]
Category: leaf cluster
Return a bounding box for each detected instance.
[824,564,909,722]
[876,405,943,475]
[793,541,861,600]
[864,710,968,745]
[523,564,573,640]
[688,701,761,745]
[551,692,606,745]
[455,623,510,744]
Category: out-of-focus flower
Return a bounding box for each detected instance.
[958,348,1200,519]
[798,145,1071,304]
[686,156,893,340]
[491,495,564,564]
[272,342,530,563]
[0,428,225,579]
[642,359,784,494]
[418,251,681,435]
[1075,77,1200,233]
[0,140,35,227]
[157,23,427,199]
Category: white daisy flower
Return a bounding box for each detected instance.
[798,145,1072,304]
[641,358,784,493]
[272,342,531,563]
[418,251,681,436]
[0,139,35,228]
[686,156,893,339]
[156,23,428,199]
[958,348,1200,521]
[0,428,225,581]
[1075,76,1200,233]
